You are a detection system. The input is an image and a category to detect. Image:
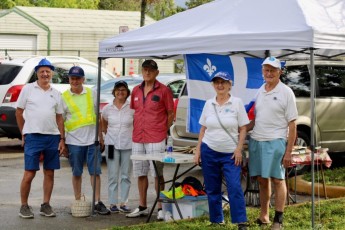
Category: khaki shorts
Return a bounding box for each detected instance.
[132,140,166,177]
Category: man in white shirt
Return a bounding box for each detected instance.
[247,57,298,230]
[16,58,66,219]
[62,66,109,215]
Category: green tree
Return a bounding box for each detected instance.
[0,0,32,9]
[98,0,140,11]
[147,0,176,20]
[185,0,213,9]
[0,0,98,9]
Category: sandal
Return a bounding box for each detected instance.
[255,218,270,225]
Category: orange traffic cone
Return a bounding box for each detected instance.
[129,59,134,75]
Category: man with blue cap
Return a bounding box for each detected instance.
[16,58,66,219]
[61,66,110,215]
[247,57,298,229]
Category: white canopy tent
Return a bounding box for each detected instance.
[98,0,345,60]
[95,0,345,225]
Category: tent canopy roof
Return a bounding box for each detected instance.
[99,0,345,60]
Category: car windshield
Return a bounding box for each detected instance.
[52,63,114,85]
[99,77,143,92]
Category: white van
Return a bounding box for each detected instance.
[171,59,345,154]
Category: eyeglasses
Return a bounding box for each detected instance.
[115,89,127,92]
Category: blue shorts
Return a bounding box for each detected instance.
[67,144,102,176]
[248,138,286,179]
[24,134,60,171]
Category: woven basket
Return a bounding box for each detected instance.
[71,195,91,217]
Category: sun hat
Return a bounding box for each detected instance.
[142,60,158,70]
[262,56,281,69]
[34,58,55,72]
[211,71,233,82]
[68,66,85,77]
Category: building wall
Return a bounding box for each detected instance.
[0,12,47,57]
[0,9,175,73]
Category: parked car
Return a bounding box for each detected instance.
[0,56,116,139]
[97,74,186,116]
[96,76,143,111]
[170,59,345,156]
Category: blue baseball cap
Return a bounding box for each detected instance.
[211,71,233,82]
[34,58,55,72]
[68,66,85,77]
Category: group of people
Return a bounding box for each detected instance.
[194,56,297,230]
[17,58,173,221]
[17,56,297,230]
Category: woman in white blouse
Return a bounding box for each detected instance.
[101,80,134,213]
[194,71,249,229]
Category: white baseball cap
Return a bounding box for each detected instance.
[262,57,281,69]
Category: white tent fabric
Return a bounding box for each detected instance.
[97,0,345,225]
[99,0,345,59]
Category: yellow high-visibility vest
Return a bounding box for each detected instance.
[62,87,96,131]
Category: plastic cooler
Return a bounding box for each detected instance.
[162,195,209,221]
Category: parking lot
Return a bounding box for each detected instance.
[0,137,203,230]
[1,137,344,230]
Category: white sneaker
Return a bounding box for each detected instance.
[126,207,149,218]
[157,210,164,220]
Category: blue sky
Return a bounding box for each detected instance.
[175,0,187,7]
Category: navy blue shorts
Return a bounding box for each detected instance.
[67,144,102,176]
[24,133,60,171]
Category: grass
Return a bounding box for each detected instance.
[302,167,345,187]
[109,198,345,230]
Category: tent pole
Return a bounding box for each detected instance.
[309,48,316,228]
[91,58,103,215]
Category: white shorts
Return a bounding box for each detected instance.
[132,140,166,177]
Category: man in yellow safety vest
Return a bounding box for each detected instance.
[61,66,109,215]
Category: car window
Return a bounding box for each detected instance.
[281,65,310,97]
[181,82,188,96]
[167,79,185,98]
[50,63,114,85]
[0,65,22,85]
[316,66,345,97]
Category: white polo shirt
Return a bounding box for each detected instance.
[102,100,134,150]
[199,95,249,153]
[16,81,63,135]
[62,87,97,146]
[251,81,298,141]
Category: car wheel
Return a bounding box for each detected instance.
[288,130,311,177]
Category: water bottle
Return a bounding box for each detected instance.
[167,136,173,157]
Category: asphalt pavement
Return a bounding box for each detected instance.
[0,137,325,230]
[0,137,203,230]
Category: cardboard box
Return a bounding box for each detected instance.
[167,195,209,220]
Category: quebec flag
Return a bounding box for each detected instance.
[184,54,265,133]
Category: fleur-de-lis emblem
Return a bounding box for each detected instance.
[203,58,216,76]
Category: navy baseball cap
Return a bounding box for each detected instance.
[68,66,85,77]
[142,60,158,70]
[34,58,55,72]
[211,71,233,82]
[114,80,128,88]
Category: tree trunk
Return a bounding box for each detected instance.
[140,0,147,27]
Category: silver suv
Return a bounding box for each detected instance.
[170,59,345,154]
[0,56,115,138]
